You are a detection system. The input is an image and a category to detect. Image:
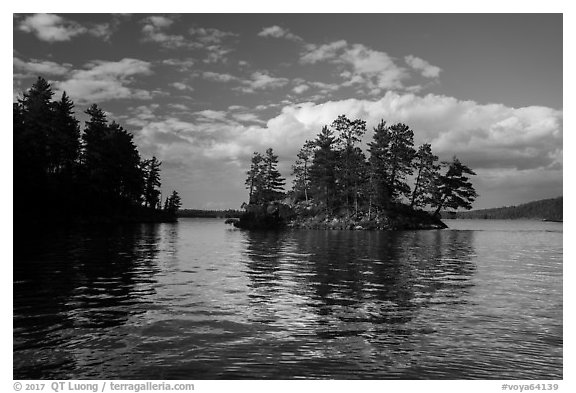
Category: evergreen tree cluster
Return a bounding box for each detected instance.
[245,148,286,204]
[14,77,181,224]
[289,115,478,216]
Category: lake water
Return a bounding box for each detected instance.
[13,218,562,379]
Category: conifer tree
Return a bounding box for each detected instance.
[262,147,286,202]
[143,156,162,209]
[291,140,315,202]
[17,77,55,179]
[368,121,416,209]
[431,156,478,216]
[245,152,265,203]
[331,115,367,214]
[410,143,440,208]
[166,190,182,214]
[51,91,80,176]
[309,126,339,212]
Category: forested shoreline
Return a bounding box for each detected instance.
[14,77,181,228]
[451,197,562,221]
[236,115,478,230]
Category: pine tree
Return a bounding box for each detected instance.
[410,143,440,209]
[245,152,265,203]
[17,77,55,178]
[262,147,286,202]
[166,190,182,214]
[82,104,108,170]
[50,91,80,176]
[82,107,145,209]
[432,156,478,216]
[291,140,315,202]
[143,156,162,209]
[331,115,367,214]
[309,126,339,212]
[368,121,416,209]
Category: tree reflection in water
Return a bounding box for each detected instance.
[241,228,477,375]
[13,223,176,379]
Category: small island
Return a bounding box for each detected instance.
[234,115,477,231]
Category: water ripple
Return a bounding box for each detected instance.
[14,219,562,379]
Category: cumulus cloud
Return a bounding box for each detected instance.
[19,13,86,42]
[130,92,561,208]
[189,26,236,44]
[195,109,228,121]
[201,71,239,83]
[141,15,186,48]
[293,84,310,94]
[189,26,237,63]
[258,25,302,42]
[162,58,196,71]
[405,55,442,78]
[171,82,193,91]
[301,40,410,94]
[54,58,153,103]
[13,57,72,77]
[18,13,114,42]
[236,71,289,93]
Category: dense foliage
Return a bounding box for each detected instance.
[245,148,286,204]
[293,115,477,216]
[245,114,478,223]
[453,197,562,221]
[14,77,180,225]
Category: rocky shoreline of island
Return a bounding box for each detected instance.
[231,200,447,231]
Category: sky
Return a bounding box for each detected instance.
[12,13,563,210]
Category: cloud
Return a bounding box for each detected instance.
[18,13,114,42]
[129,92,561,208]
[405,55,442,78]
[201,70,289,93]
[202,71,239,82]
[301,40,348,63]
[147,16,174,28]
[189,26,237,63]
[162,58,196,71]
[171,82,193,91]
[189,26,236,44]
[141,15,186,48]
[195,110,228,121]
[258,26,302,42]
[13,57,72,77]
[293,84,310,94]
[301,40,409,94]
[18,13,86,42]
[236,71,289,93]
[54,58,153,103]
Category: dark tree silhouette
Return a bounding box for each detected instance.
[332,115,367,214]
[262,148,286,202]
[432,156,478,216]
[245,148,285,204]
[50,91,80,176]
[410,143,440,209]
[291,140,315,202]
[309,126,339,212]
[245,152,266,204]
[13,77,178,225]
[165,190,182,214]
[368,121,416,209]
[143,156,162,209]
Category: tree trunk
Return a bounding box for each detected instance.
[410,166,423,208]
[304,161,308,202]
[433,194,448,216]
